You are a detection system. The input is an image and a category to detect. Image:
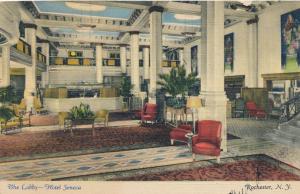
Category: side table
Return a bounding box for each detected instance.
[185,132,194,152]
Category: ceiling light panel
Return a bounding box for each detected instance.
[65,2,106,12]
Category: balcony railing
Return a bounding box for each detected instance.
[13,39,47,65]
[162,60,180,68]
[37,50,47,64]
[13,39,31,56]
[126,59,144,67]
[279,95,300,123]
[50,57,96,66]
[103,58,120,66]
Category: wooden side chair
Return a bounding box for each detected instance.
[94,109,109,127]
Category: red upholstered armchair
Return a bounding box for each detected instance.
[169,124,193,145]
[141,103,157,124]
[245,101,267,119]
[133,104,146,119]
[192,120,222,163]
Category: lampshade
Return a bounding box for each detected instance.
[186,96,202,108]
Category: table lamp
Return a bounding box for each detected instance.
[186,96,202,134]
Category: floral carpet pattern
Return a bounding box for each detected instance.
[0,125,171,160]
[0,123,239,162]
[112,160,300,181]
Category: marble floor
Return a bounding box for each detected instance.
[0,118,299,181]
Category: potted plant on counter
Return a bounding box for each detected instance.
[69,103,95,125]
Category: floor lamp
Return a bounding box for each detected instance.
[186,96,202,134]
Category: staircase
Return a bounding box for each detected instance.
[266,96,300,147]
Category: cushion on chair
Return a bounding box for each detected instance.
[256,110,267,118]
[193,142,220,156]
[170,130,189,142]
[142,115,154,120]
[171,127,192,133]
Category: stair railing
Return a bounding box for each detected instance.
[279,95,300,123]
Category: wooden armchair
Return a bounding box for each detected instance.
[94,109,109,127]
[58,112,71,131]
[33,97,48,114]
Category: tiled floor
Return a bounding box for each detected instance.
[0,118,299,181]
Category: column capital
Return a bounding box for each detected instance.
[94,43,104,48]
[149,6,164,13]
[141,45,150,49]
[246,15,259,25]
[119,44,128,47]
[24,23,37,29]
[129,31,139,35]
[37,39,49,43]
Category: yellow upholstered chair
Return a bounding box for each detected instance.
[33,97,42,112]
[0,118,20,134]
[0,107,22,134]
[94,109,109,127]
[58,112,71,131]
[33,97,48,114]
[18,99,27,112]
[12,102,31,127]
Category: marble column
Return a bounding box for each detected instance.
[40,40,49,88]
[247,22,258,87]
[143,46,150,80]
[149,6,164,103]
[179,48,184,66]
[24,24,37,111]
[184,46,192,75]
[0,45,11,88]
[120,45,127,74]
[96,44,103,83]
[199,1,228,151]
[130,31,140,93]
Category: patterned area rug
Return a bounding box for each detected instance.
[108,112,136,121]
[0,122,240,161]
[0,125,171,160]
[112,160,300,181]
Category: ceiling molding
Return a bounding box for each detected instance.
[47,33,184,48]
[35,18,136,33]
[83,1,152,10]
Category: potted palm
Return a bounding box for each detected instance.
[0,106,17,134]
[157,65,198,109]
[119,75,133,110]
[0,86,19,105]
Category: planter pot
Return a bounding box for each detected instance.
[72,118,95,125]
[165,97,186,109]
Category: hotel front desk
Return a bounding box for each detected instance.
[44,97,123,113]
[43,86,123,113]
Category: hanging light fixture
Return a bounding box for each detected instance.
[77,24,96,33]
[65,2,106,12]
[174,14,200,20]
[240,1,252,6]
